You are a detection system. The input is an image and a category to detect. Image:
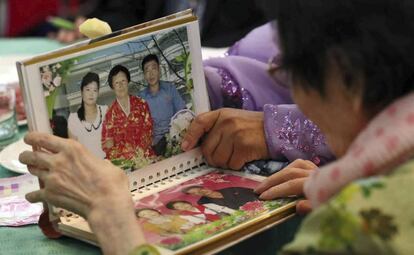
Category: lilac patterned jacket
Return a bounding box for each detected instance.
[203,23,334,165]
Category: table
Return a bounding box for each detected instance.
[0,38,301,254]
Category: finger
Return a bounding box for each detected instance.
[287,159,317,170]
[26,189,86,216]
[19,150,54,169]
[211,135,234,168]
[201,115,228,164]
[227,143,246,170]
[296,200,312,215]
[259,177,307,199]
[24,132,67,153]
[26,190,45,203]
[27,166,49,180]
[181,111,220,151]
[254,167,311,193]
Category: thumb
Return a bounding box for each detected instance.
[296,199,312,215]
[181,111,220,151]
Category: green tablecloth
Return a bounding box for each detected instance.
[0,38,63,56]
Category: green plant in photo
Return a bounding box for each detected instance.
[111,158,135,171]
[174,51,193,109]
[41,58,79,118]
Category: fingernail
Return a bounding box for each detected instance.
[25,193,33,202]
[181,140,189,151]
[254,183,265,193]
[259,192,268,200]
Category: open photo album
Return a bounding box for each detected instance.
[16,10,296,254]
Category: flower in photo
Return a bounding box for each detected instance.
[131,147,156,169]
[201,172,230,183]
[160,236,182,246]
[240,201,266,215]
[41,69,53,89]
[53,74,62,87]
[164,109,196,157]
[169,109,195,140]
[42,66,51,72]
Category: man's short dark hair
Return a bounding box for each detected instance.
[141,54,160,71]
[107,65,130,89]
[165,200,192,210]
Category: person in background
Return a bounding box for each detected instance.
[139,54,186,156]
[164,0,270,47]
[68,72,107,159]
[0,0,81,38]
[0,0,59,37]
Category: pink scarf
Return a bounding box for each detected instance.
[304,92,414,208]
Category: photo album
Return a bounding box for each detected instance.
[16,10,296,255]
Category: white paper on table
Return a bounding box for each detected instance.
[0,195,42,226]
[0,174,42,226]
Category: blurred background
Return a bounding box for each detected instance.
[0,0,270,47]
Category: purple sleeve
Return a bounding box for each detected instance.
[203,22,334,165]
[263,104,335,165]
[226,22,280,64]
[203,22,290,111]
[204,57,292,111]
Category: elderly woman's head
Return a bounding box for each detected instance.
[271,0,414,156]
[108,65,131,100]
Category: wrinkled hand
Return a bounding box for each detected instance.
[181,108,269,170]
[19,132,130,218]
[254,159,317,214]
[19,132,144,254]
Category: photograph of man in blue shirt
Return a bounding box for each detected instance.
[139,54,186,156]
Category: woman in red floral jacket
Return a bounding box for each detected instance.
[102,65,155,161]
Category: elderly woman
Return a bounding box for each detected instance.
[102,64,155,161]
[19,0,414,254]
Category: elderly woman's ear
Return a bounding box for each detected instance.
[326,49,366,112]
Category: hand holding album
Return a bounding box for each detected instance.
[182,108,268,170]
[20,132,131,219]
